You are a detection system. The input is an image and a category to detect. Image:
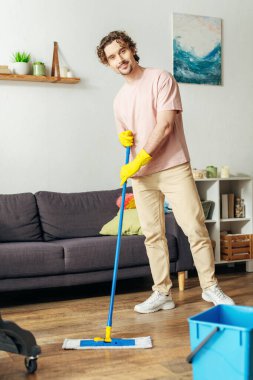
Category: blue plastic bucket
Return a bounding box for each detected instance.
[187,305,253,380]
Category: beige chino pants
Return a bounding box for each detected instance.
[132,162,217,294]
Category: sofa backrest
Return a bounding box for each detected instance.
[0,193,43,242]
[35,188,128,241]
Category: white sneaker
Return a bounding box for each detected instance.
[202,284,235,306]
[134,291,175,314]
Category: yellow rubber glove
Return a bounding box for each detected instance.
[120,149,152,186]
[118,130,134,147]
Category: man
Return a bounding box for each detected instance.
[97,31,234,313]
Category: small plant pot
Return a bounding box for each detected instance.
[12,62,31,75]
[33,63,46,76]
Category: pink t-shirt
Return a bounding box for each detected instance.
[113,68,190,177]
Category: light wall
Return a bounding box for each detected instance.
[0,0,252,193]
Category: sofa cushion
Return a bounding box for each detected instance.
[0,193,42,242]
[52,234,178,274]
[35,189,127,241]
[0,242,64,279]
[55,236,147,273]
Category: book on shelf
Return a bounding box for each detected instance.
[0,65,11,74]
[221,194,228,219]
[221,193,246,219]
[228,193,235,218]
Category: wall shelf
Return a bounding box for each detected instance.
[221,218,251,222]
[0,73,80,84]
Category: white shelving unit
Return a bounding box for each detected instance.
[195,176,253,271]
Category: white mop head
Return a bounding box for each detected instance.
[62,336,152,350]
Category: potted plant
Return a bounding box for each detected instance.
[11,51,31,75]
[33,62,46,76]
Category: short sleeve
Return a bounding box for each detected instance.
[157,72,183,113]
[113,99,126,134]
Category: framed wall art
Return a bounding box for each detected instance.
[173,13,222,85]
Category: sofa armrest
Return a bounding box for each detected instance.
[165,213,194,272]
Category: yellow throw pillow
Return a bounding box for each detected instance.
[99,209,143,236]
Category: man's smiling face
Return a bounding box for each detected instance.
[104,39,138,76]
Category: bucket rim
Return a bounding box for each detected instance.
[188,304,253,332]
[188,319,253,332]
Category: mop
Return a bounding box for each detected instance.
[63,146,152,350]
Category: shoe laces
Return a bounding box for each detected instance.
[145,291,161,305]
[212,285,227,300]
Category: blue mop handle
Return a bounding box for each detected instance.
[107,146,131,328]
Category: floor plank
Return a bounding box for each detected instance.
[0,271,252,380]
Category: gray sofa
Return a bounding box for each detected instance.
[0,188,193,293]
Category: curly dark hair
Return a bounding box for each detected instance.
[96,30,140,65]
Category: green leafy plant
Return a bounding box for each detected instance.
[12,51,31,63]
[33,61,45,65]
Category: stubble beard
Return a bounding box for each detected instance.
[118,62,133,76]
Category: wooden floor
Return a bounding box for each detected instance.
[0,270,253,380]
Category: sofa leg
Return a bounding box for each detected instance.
[178,271,185,291]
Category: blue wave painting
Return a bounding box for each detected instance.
[173,38,221,85]
[173,13,222,85]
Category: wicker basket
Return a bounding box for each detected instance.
[221,234,253,261]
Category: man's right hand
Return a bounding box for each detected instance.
[118,130,134,147]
